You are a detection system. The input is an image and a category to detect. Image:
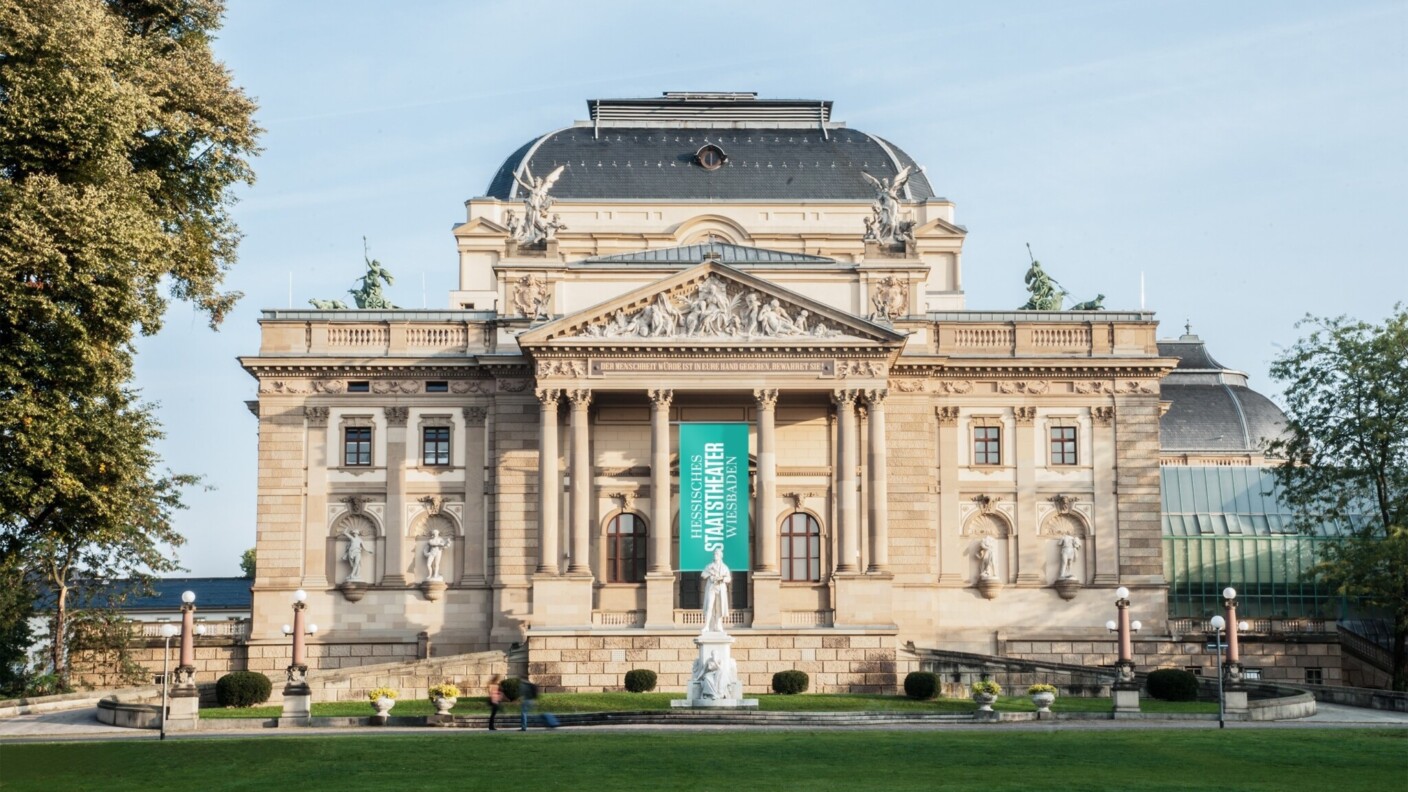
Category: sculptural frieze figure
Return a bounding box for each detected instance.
[1057,533,1082,580]
[512,274,551,321]
[511,165,566,246]
[861,166,919,246]
[424,528,452,581]
[700,547,731,634]
[342,526,373,583]
[576,276,844,340]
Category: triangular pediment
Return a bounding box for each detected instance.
[581,242,835,266]
[519,261,905,347]
[451,217,510,236]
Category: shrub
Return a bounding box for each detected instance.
[970,680,1002,697]
[624,669,657,693]
[366,687,398,702]
[1027,683,1059,696]
[771,670,809,695]
[1146,668,1199,701]
[498,677,522,701]
[215,671,272,708]
[428,683,460,700]
[903,671,940,700]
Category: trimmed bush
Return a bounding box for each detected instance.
[215,671,272,708]
[624,669,657,693]
[1146,668,1199,701]
[903,671,940,700]
[771,670,809,695]
[498,677,522,702]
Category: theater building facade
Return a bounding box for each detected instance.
[241,94,1195,692]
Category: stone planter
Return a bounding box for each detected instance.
[972,692,997,712]
[1031,692,1055,712]
[432,696,457,716]
[372,696,396,717]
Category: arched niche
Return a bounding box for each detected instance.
[407,510,461,584]
[962,511,1013,585]
[328,510,384,586]
[1041,512,1090,585]
[673,214,752,246]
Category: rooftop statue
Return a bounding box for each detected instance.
[512,165,567,247]
[312,238,397,309]
[1019,244,1067,310]
[861,166,919,246]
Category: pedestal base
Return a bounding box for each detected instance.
[280,691,311,726]
[671,698,759,709]
[644,573,676,629]
[165,689,200,731]
[1224,689,1248,714]
[1112,687,1141,715]
[421,579,448,602]
[681,632,747,706]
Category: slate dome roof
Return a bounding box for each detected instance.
[485,95,936,202]
[1158,333,1288,453]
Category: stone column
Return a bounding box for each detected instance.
[303,407,330,588]
[382,406,410,586]
[567,389,593,577]
[754,389,779,573]
[167,598,199,729]
[936,406,962,584]
[1013,406,1041,585]
[462,406,489,585]
[834,390,861,573]
[535,389,561,575]
[865,389,889,573]
[1091,406,1118,585]
[648,389,674,574]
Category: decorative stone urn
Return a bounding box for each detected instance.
[1031,692,1055,712]
[372,696,395,717]
[432,696,457,716]
[972,692,997,712]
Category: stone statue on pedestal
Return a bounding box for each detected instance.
[700,548,731,634]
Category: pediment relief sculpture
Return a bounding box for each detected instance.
[573,274,851,341]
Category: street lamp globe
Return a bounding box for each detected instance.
[1115,586,1129,600]
[1239,621,1249,631]
[308,624,318,635]
[1106,620,1117,632]
[181,590,196,604]
[1210,615,1226,630]
[1131,620,1142,632]
[293,589,308,603]
[196,625,206,636]
[160,623,177,639]
[282,624,293,635]
[1222,586,1237,600]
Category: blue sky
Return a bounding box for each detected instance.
[135,0,1408,575]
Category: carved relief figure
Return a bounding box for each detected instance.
[512,274,550,320]
[693,651,721,698]
[977,535,998,581]
[342,527,373,583]
[1058,534,1083,580]
[576,276,844,341]
[424,528,452,581]
[869,276,908,322]
[700,548,731,634]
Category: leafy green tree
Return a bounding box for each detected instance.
[0,557,35,696]
[240,547,255,579]
[1268,306,1408,690]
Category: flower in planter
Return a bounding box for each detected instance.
[970,680,1002,697]
[428,683,461,700]
[1027,684,1058,696]
[367,687,399,702]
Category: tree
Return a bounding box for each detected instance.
[240,547,255,579]
[0,556,35,696]
[0,0,259,564]
[1267,306,1408,690]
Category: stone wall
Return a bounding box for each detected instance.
[527,631,912,694]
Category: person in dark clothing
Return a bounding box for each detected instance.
[487,675,503,731]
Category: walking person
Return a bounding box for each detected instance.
[518,677,538,731]
[487,674,503,731]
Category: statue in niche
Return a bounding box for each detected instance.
[424,528,452,581]
[977,535,999,581]
[1058,533,1083,580]
[700,548,731,634]
[342,526,373,583]
[511,165,566,246]
[861,166,918,245]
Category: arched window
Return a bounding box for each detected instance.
[781,513,821,582]
[606,513,647,583]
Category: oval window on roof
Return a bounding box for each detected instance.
[695,143,727,171]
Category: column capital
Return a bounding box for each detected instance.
[1092,406,1115,424]
[1014,406,1037,424]
[383,406,409,427]
[831,388,861,407]
[535,388,562,406]
[648,388,673,408]
[304,406,330,427]
[864,388,888,407]
[754,388,779,410]
[567,388,593,409]
[936,406,960,425]
[462,406,488,425]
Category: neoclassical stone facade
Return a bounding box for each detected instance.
[242,94,1178,691]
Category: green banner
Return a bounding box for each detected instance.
[678,423,750,572]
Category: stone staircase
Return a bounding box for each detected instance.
[275,649,508,703]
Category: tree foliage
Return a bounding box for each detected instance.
[240,547,255,579]
[1267,306,1408,690]
[0,0,259,563]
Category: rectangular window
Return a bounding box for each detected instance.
[1050,426,1078,465]
[1305,667,1323,685]
[343,426,372,466]
[422,427,450,466]
[973,426,1001,465]
[347,381,370,393]
[426,381,449,393]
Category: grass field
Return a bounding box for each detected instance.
[198,692,1218,719]
[3,729,1404,791]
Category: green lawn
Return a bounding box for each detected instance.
[199,692,1219,719]
[4,730,1404,791]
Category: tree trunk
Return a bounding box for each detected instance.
[50,585,67,687]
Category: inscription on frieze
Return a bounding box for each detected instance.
[591,360,835,375]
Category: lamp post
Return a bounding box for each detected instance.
[163,590,206,733]
[1215,586,1251,722]
[1209,614,1227,728]
[159,622,177,740]
[280,590,318,725]
[1107,586,1143,715]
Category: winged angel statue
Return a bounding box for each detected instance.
[861,166,919,246]
[511,165,567,246]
